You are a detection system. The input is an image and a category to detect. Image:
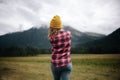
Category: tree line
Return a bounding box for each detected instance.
[0,46,50,57]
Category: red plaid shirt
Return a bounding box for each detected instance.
[49,30,71,68]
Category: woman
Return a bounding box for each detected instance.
[48,15,72,80]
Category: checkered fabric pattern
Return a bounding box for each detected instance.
[49,30,71,68]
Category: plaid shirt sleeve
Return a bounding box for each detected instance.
[49,30,71,68]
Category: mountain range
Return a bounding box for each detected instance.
[0,25,105,49]
[0,25,119,54]
[78,27,120,53]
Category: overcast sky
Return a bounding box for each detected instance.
[0,0,120,35]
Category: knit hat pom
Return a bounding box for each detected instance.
[50,15,62,29]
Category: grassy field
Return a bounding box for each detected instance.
[0,54,120,80]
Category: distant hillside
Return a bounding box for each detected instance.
[64,26,105,46]
[0,26,50,49]
[0,25,104,49]
[78,28,120,53]
[0,25,107,56]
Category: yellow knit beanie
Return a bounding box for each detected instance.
[50,15,62,29]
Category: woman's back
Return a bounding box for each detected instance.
[50,31,71,68]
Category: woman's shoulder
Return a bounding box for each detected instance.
[60,30,71,34]
[66,30,71,34]
[54,30,71,39]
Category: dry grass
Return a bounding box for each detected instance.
[0,54,120,80]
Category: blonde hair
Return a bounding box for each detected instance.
[48,28,61,39]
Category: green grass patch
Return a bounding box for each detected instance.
[0,54,120,80]
[72,58,120,67]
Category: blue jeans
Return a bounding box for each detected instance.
[51,63,72,80]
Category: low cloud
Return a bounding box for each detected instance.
[0,0,120,35]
